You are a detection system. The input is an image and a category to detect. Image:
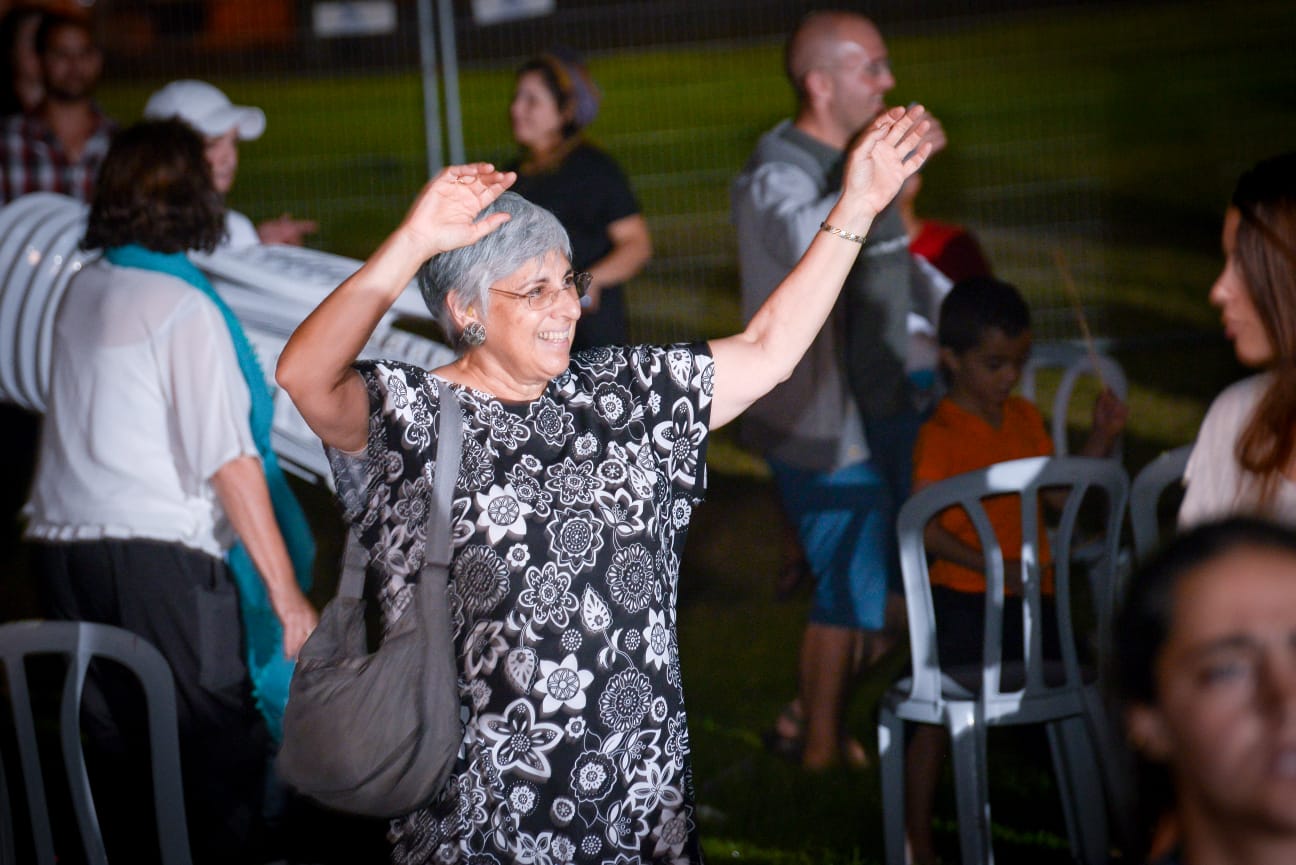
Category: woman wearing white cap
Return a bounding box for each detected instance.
[144,79,317,248]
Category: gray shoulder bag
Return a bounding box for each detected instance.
[277,381,463,817]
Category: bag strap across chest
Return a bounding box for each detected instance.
[337,378,462,601]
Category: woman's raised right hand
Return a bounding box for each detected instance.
[399,163,517,259]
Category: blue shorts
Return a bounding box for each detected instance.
[769,458,900,631]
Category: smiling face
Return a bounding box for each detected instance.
[464,249,581,398]
[1212,207,1276,367]
[510,70,567,155]
[1129,544,1296,840]
[941,326,1032,426]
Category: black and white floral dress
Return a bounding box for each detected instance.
[334,343,714,865]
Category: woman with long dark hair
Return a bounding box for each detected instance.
[1181,152,1296,524]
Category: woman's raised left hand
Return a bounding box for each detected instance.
[839,104,934,226]
[399,163,518,260]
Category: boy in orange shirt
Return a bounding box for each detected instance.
[904,276,1128,864]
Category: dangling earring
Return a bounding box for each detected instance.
[461,321,486,347]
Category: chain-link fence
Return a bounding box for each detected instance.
[66,0,1296,344]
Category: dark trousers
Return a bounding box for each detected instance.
[931,584,1063,666]
[35,539,270,865]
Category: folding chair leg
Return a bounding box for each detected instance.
[60,662,107,865]
[947,704,993,865]
[878,707,908,865]
[1,753,14,865]
[1082,686,1138,854]
[1047,716,1108,865]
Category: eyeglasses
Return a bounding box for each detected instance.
[825,54,891,79]
[488,271,591,311]
[859,57,892,78]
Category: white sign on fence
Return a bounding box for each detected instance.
[312,1,398,38]
[470,0,555,26]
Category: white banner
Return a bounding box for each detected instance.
[312,1,398,38]
[470,0,555,26]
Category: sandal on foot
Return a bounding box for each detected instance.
[762,702,805,763]
[761,727,804,763]
[763,703,870,770]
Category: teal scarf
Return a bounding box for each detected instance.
[105,245,314,741]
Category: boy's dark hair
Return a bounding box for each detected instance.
[937,276,1031,353]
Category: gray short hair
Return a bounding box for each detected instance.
[417,191,571,343]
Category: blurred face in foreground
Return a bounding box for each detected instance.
[1128,544,1296,844]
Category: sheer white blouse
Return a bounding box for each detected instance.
[25,261,258,558]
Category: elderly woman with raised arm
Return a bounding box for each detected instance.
[276,105,930,864]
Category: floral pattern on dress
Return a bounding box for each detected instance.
[335,343,712,865]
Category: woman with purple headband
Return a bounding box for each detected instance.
[508,49,652,352]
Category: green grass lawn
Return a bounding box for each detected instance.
[10,1,1294,862]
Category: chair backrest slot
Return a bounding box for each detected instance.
[1130,444,1192,565]
[896,456,1130,709]
[1020,343,1128,461]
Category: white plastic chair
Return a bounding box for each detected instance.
[0,620,192,865]
[878,456,1129,865]
[1020,342,1128,461]
[1129,444,1192,564]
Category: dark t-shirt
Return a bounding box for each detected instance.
[510,141,641,349]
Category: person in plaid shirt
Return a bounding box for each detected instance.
[0,11,116,204]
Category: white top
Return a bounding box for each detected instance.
[224,209,260,250]
[1180,372,1296,527]
[25,261,259,557]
